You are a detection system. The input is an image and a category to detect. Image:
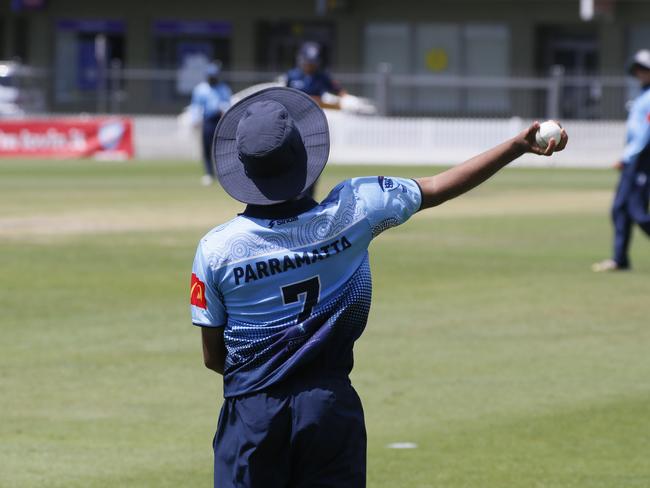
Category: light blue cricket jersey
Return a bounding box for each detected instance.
[191,176,422,397]
[190,81,232,122]
[623,85,650,166]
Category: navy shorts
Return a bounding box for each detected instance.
[213,376,366,488]
[201,115,221,175]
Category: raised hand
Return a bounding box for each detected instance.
[518,121,569,156]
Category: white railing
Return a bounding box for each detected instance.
[4,64,637,121]
[134,112,623,168]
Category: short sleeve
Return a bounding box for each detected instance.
[190,241,226,327]
[351,176,422,238]
[218,84,232,112]
[189,85,204,123]
[622,95,650,165]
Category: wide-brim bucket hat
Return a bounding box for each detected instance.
[212,87,330,205]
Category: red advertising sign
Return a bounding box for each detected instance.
[0,118,134,159]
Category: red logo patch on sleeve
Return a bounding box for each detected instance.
[190,273,207,309]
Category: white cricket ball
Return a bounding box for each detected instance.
[535,121,562,150]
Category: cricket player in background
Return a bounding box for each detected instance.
[190,87,568,487]
[593,49,650,272]
[286,41,346,105]
[190,62,232,186]
[285,41,345,197]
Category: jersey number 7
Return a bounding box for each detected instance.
[281,276,321,322]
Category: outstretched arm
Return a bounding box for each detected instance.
[416,122,568,210]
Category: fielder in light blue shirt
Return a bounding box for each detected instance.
[593,49,650,271]
[622,85,650,166]
[190,63,231,185]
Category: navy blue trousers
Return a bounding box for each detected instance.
[213,376,366,488]
[612,162,650,267]
[202,116,221,177]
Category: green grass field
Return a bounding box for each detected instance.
[1,159,649,487]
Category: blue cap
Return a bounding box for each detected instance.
[298,42,321,65]
[206,62,220,77]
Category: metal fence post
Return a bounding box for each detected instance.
[376,62,392,116]
[546,65,564,120]
[109,59,122,114]
[95,34,108,114]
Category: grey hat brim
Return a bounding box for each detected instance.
[213,87,330,205]
[628,50,650,74]
[628,61,650,75]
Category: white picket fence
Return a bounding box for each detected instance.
[134,111,625,168]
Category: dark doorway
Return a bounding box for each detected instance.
[255,21,336,72]
[13,16,28,61]
[537,25,599,118]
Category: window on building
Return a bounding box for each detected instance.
[464,24,510,113]
[153,20,231,101]
[363,23,411,112]
[537,25,599,118]
[364,22,511,116]
[255,21,336,72]
[54,19,125,104]
[414,23,462,113]
[628,25,650,55]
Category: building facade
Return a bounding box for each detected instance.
[2,0,650,117]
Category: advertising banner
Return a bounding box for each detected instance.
[0,118,134,159]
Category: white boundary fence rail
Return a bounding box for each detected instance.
[135,113,624,168]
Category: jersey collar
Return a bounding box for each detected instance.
[241,196,318,220]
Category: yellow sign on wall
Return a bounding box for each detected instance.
[425,48,448,72]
